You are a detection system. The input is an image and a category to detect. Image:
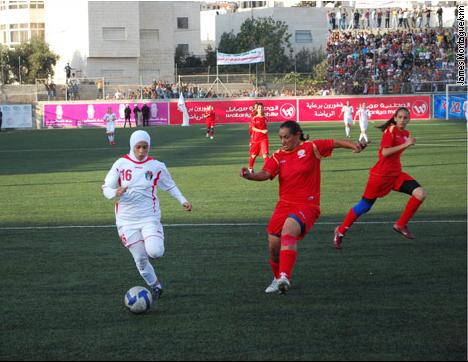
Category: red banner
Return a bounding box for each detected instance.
[169,99,297,125]
[169,95,431,125]
[298,95,431,121]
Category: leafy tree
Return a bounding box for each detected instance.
[10,38,59,84]
[293,47,325,73]
[0,45,13,84]
[218,17,293,73]
[203,44,217,68]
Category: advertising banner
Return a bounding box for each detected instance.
[298,95,431,122]
[217,48,265,65]
[433,94,468,119]
[0,104,33,128]
[170,99,297,125]
[43,102,169,128]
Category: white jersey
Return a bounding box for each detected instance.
[102,155,187,226]
[341,105,353,121]
[103,112,116,132]
[356,108,371,123]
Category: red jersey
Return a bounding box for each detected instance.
[263,140,334,206]
[251,115,268,142]
[370,125,410,176]
[205,110,215,127]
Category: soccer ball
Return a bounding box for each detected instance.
[124,286,153,314]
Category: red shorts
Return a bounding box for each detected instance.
[250,139,269,157]
[267,201,320,240]
[206,122,215,129]
[363,172,415,199]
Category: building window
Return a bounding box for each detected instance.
[30,1,44,8]
[140,29,159,41]
[177,17,189,29]
[295,30,313,43]
[176,44,189,55]
[102,27,126,41]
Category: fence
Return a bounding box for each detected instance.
[0,77,460,104]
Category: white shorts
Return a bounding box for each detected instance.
[344,117,352,125]
[117,222,164,248]
[106,121,115,133]
[359,120,368,131]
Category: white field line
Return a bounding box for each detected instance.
[0,219,465,231]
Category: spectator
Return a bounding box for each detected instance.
[141,103,150,127]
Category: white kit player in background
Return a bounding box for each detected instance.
[463,99,468,131]
[102,130,192,299]
[354,102,371,143]
[103,106,117,145]
[339,100,354,138]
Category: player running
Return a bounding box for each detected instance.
[241,121,365,294]
[339,100,354,138]
[248,103,269,172]
[103,107,117,145]
[334,107,427,249]
[102,130,193,298]
[204,105,216,140]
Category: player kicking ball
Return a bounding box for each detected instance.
[102,130,192,299]
[241,121,366,294]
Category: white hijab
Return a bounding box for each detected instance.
[128,130,151,162]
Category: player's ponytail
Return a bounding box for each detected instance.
[280,120,310,141]
[377,107,410,132]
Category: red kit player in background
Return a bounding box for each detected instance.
[334,107,427,249]
[249,103,269,172]
[204,105,216,140]
[241,121,366,294]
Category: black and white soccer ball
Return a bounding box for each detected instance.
[124,286,153,314]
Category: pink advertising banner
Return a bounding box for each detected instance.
[43,102,169,128]
[298,95,431,121]
[169,99,297,125]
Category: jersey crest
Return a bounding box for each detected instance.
[145,170,154,181]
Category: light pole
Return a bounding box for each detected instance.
[18,56,21,84]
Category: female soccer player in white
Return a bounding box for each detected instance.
[354,102,371,143]
[103,107,117,145]
[339,100,354,138]
[102,130,192,298]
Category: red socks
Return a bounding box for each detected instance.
[396,196,423,227]
[338,209,358,235]
[269,259,279,279]
[249,156,256,170]
[279,234,298,279]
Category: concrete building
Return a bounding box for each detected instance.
[201,3,328,55]
[0,0,45,47]
[45,0,202,84]
[0,0,202,84]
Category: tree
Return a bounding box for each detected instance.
[218,17,293,73]
[2,39,59,84]
[293,47,325,73]
[203,44,217,68]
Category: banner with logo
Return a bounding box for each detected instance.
[217,48,265,65]
[0,104,33,128]
[433,94,468,119]
[169,99,297,125]
[43,102,169,128]
[298,95,431,121]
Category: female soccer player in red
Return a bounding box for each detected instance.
[333,107,427,250]
[204,105,216,139]
[241,120,365,294]
[248,103,269,172]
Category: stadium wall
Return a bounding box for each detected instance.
[39,95,432,129]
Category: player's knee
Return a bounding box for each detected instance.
[413,187,427,201]
[352,198,375,216]
[145,239,165,259]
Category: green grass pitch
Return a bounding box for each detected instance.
[0,120,466,361]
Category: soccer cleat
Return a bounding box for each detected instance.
[333,226,344,250]
[265,278,279,294]
[393,224,415,239]
[150,282,163,299]
[277,273,291,294]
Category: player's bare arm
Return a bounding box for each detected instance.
[381,137,416,157]
[333,139,366,153]
[252,127,268,134]
[240,168,271,181]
